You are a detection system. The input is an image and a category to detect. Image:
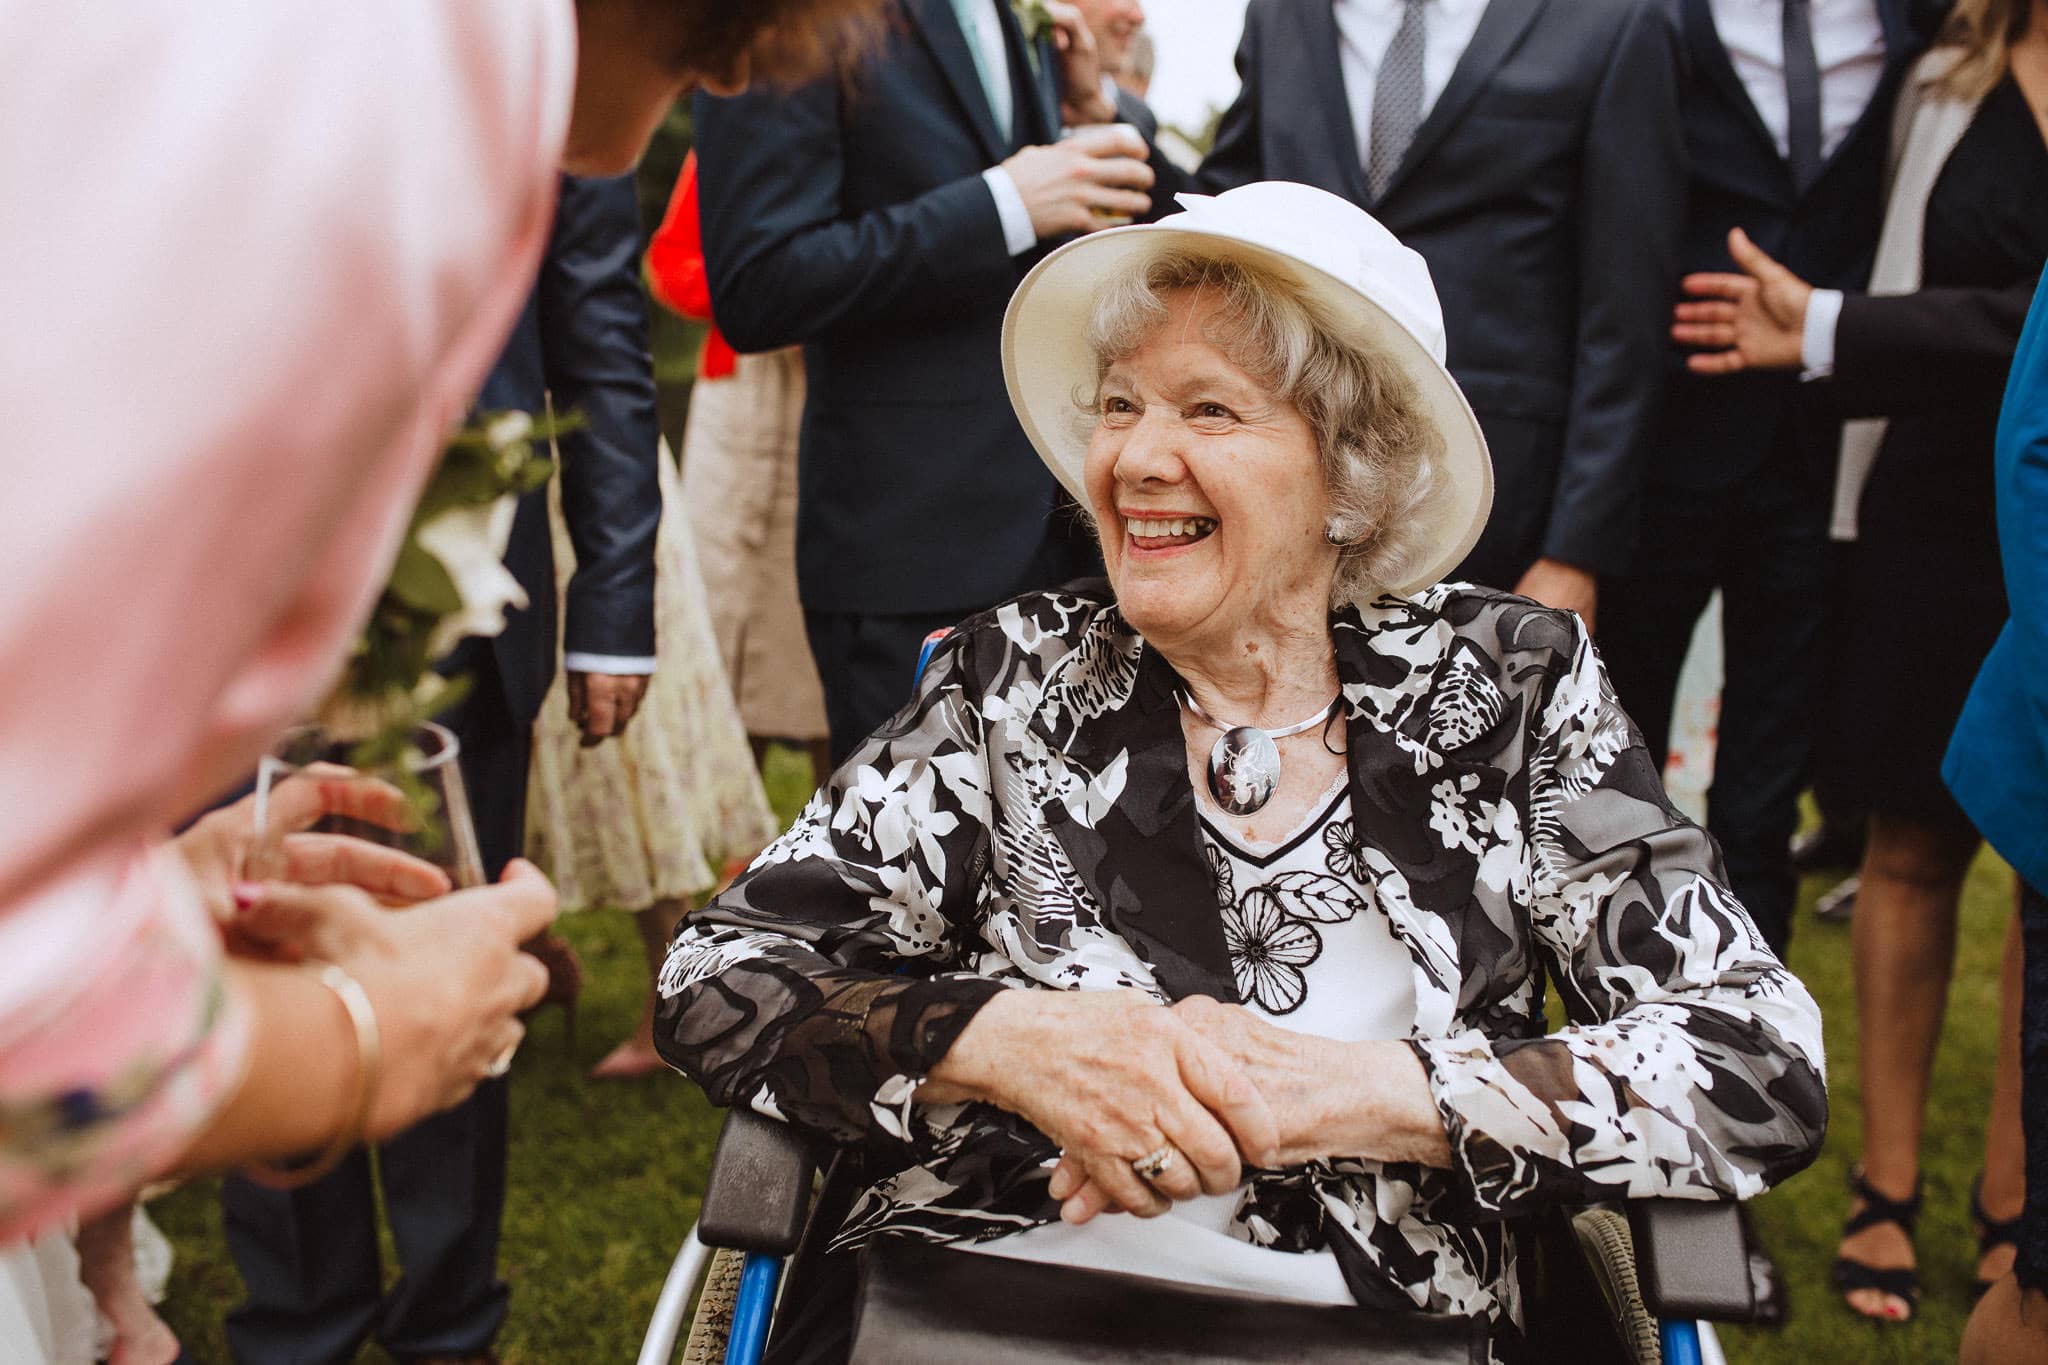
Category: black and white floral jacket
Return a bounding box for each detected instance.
[655,583,1826,1353]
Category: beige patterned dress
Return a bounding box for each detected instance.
[679,347,828,742]
[526,444,778,913]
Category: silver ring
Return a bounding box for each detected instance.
[485,1043,518,1078]
[1131,1144,1177,1182]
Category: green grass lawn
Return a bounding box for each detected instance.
[151,754,2014,1362]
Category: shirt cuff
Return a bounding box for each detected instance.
[1800,289,1843,381]
[563,652,656,675]
[981,167,1038,256]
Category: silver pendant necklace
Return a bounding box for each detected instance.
[1180,690,1342,816]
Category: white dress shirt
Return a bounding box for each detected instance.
[1333,0,1493,166]
[951,0,1042,255]
[1708,0,1887,163]
[1703,0,1888,374]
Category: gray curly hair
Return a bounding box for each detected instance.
[1080,249,1442,603]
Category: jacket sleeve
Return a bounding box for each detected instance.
[1409,612,1827,1219]
[1829,275,2043,418]
[690,80,1022,354]
[1192,0,1265,196]
[538,173,662,662]
[1996,281,2048,713]
[654,631,1006,1155]
[1540,1,1686,575]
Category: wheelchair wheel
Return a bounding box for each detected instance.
[1571,1206,1660,1365]
[681,1246,748,1364]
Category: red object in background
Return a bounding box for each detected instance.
[646,151,737,379]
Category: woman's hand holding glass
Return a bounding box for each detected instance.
[172,771,558,1141]
[919,988,1280,1224]
[175,766,455,934]
[230,865,555,1135]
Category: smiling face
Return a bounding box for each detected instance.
[1085,287,1339,657]
[1074,0,1145,74]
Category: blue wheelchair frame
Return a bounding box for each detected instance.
[640,630,1748,1365]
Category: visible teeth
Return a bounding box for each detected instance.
[1130,517,1215,538]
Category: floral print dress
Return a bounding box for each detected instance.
[655,583,1828,1359]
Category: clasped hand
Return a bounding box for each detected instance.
[921,990,1448,1225]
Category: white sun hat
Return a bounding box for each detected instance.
[1000,180,1491,595]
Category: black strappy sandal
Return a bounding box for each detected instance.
[1829,1166,1923,1321]
[1971,1172,2025,1300]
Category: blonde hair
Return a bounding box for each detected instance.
[1081,249,1442,603]
[1935,0,2033,102]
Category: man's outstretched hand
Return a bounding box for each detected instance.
[1671,227,1813,375]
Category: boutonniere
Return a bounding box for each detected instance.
[1011,0,1054,49]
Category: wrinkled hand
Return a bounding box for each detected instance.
[174,766,453,929]
[1513,558,1598,634]
[568,671,649,746]
[1045,0,1117,126]
[232,860,558,1138]
[1173,998,1452,1168]
[921,988,1279,1224]
[1001,124,1153,240]
[1671,227,1813,375]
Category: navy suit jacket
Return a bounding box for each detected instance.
[470,173,661,724]
[1174,0,1687,579]
[692,0,1071,616]
[1649,0,1936,492]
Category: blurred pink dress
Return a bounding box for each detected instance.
[0,0,574,1240]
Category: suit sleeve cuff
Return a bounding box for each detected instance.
[981,167,1038,256]
[563,652,657,675]
[1800,289,1843,381]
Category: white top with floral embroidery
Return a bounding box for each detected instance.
[965,778,1418,1304]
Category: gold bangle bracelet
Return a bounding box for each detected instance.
[240,960,383,1190]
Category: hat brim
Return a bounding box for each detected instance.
[1001,222,1492,596]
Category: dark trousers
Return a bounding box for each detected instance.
[2020,881,2048,1294]
[806,526,1099,768]
[223,651,532,1363]
[805,607,966,769]
[1598,419,1833,959]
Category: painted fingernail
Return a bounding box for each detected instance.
[231,881,265,910]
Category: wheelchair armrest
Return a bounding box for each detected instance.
[1626,1199,1755,1322]
[697,1108,819,1256]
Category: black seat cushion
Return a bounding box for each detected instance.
[847,1235,1487,1364]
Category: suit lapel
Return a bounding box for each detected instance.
[1811,0,1914,184]
[1377,0,1550,205]
[995,0,1061,146]
[1303,0,1371,205]
[1680,0,1783,169]
[1039,643,1239,1003]
[904,0,1009,164]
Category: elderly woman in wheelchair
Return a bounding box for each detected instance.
[655,183,1826,1364]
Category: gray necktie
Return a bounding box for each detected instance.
[1366,0,1427,202]
[1783,0,1823,191]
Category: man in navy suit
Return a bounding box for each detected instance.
[691,0,1153,763]
[1599,0,1939,963]
[220,172,662,1365]
[1172,0,1686,625]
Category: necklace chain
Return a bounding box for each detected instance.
[1178,690,1341,739]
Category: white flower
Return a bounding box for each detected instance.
[483,410,535,452]
[417,495,528,658]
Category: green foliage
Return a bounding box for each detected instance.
[318,411,567,829]
[150,775,2010,1362]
